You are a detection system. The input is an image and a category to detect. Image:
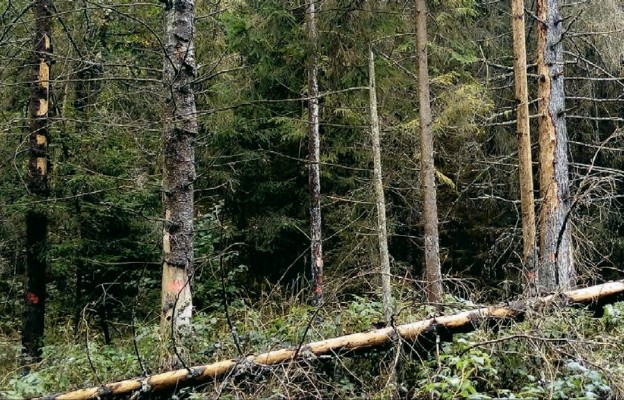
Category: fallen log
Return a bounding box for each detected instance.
[40,280,624,400]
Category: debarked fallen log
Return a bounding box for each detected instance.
[40,280,624,400]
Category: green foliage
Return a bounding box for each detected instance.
[4,297,623,398]
[548,360,611,399]
[1,0,624,397]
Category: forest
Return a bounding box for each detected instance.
[1,0,624,398]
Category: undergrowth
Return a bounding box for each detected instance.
[1,284,624,399]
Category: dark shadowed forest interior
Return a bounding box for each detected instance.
[1,0,624,398]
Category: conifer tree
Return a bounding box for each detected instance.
[306,0,324,306]
[23,0,52,363]
[368,45,392,324]
[511,0,537,284]
[160,0,198,368]
[416,0,443,305]
[536,0,575,290]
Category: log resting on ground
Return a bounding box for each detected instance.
[40,280,624,400]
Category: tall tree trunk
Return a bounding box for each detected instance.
[536,0,574,291]
[368,46,392,324]
[511,0,537,285]
[23,0,52,364]
[416,0,443,306]
[306,0,323,306]
[160,0,197,368]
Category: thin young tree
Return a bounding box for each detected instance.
[306,0,324,306]
[160,0,198,368]
[416,0,443,305]
[511,0,537,280]
[23,0,52,364]
[368,45,392,324]
[536,0,575,290]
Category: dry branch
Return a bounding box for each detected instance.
[41,280,624,400]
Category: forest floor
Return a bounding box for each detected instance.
[2,283,624,399]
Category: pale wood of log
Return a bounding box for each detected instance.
[43,280,624,400]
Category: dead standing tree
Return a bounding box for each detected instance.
[159,0,198,369]
[23,0,53,364]
[368,45,393,324]
[536,0,575,291]
[416,0,443,305]
[511,0,537,279]
[306,0,324,306]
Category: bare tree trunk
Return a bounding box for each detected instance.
[23,0,52,364]
[160,0,197,369]
[368,46,392,324]
[536,0,575,291]
[416,0,443,306]
[306,0,323,306]
[511,0,538,287]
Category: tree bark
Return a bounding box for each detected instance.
[368,46,393,324]
[306,0,324,306]
[23,0,52,364]
[42,280,624,400]
[511,0,537,283]
[536,0,574,291]
[160,0,198,368]
[416,0,443,305]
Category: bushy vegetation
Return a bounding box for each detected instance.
[2,283,624,398]
[1,0,623,397]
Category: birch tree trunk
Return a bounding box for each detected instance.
[306,0,324,306]
[416,0,443,305]
[23,0,52,364]
[536,0,575,291]
[368,46,392,324]
[511,0,537,284]
[160,0,198,368]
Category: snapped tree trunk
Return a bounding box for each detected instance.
[416,0,443,305]
[511,0,538,286]
[368,46,393,324]
[23,0,52,364]
[160,0,198,368]
[306,0,324,306]
[536,0,574,291]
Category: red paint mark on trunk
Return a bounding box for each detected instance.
[26,292,39,304]
[170,279,185,293]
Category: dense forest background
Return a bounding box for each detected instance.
[1,0,624,398]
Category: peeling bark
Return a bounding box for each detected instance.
[160,0,197,368]
[306,0,323,306]
[23,0,52,364]
[511,0,537,282]
[536,0,574,291]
